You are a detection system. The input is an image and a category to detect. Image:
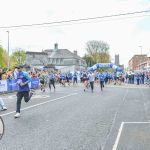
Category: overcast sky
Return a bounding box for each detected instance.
[0,0,150,67]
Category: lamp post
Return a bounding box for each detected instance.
[6,31,10,68]
[139,46,143,71]
[139,46,142,55]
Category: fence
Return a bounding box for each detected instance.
[0,78,40,92]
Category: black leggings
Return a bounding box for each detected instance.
[90,81,94,91]
[49,80,55,90]
[73,78,77,84]
[16,91,30,113]
[100,81,104,91]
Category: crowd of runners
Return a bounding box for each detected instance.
[0,65,150,118]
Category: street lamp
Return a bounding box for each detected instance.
[139,46,142,55]
[6,31,10,68]
[139,46,143,71]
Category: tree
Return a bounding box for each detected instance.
[85,40,110,63]
[82,54,95,67]
[0,46,7,68]
[10,48,26,65]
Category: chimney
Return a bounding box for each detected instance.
[74,50,77,55]
[54,43,58,50]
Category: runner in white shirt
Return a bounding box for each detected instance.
[88,71,95,93]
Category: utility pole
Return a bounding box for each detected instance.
[139,46,143,71]
[19,48,21,64]
[6,31,10,68]
[139,46,142,55]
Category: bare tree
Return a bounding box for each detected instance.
[86,40,110,63]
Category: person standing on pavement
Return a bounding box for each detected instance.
[0,68,6,80]
[14,65,34,118]
[0,97,7,111]
[0,68,7,111]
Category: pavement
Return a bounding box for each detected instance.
[0,83,150,150]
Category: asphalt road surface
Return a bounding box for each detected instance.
[0,83,150,150]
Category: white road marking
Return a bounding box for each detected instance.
[8,95,15,99]
[102,88,129,150]
[124,122,150,124]
[112,121,150,150]
[112,122,125,150]
[1,93,77,117]
[2,95,50,100]
[32,95,50,99]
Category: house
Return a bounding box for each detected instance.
[26,43,87,72]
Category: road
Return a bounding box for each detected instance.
[0,83,150,150]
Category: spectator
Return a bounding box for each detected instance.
[0,97,7,111]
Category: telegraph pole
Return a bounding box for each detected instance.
[139,46,143,71]
[139,46,142,55]
[6,31,10,68]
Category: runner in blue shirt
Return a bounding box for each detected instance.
[66,72,72,86]
[99,72,105,91]
[59,73,66,86]
[48,72,55,91]
[14,65,34,118]
[73,72,78,85]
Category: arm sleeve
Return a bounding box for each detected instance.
[23,72,31,83]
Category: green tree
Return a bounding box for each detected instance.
[82,54,95,67]
[85,40,110,63]
[0,46,7,68]
[10,48,26,65]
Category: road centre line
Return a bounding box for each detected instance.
[112,122,125,150]
[1,93,78,117]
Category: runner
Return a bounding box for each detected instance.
[48,71,55,92]
[88,71,95,93]
[59,73,66,87]
[73,72,78,85]
[99,72,105,91]
[95,72,99,85]
[82,71,88,92]
[14,65,34,118]
[39,72,47,92]
[66,72,72,86]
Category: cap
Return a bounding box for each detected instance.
[15,65,24,69]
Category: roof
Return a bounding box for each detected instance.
[26,51,47,55]
[44,49,83,60]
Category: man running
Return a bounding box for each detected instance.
[99,72,105,91]
[88,71,95,93]
[14,65,34,118]
[39,72,47,92]
[48,71,55,91]
[82,71,88,92]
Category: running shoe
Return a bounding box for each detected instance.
[14,113,21,118]
[1,106,7,111]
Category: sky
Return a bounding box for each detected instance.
[0,0,150,67]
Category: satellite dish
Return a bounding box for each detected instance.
[0,116,4,140]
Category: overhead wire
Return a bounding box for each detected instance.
[0,9,150,29]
